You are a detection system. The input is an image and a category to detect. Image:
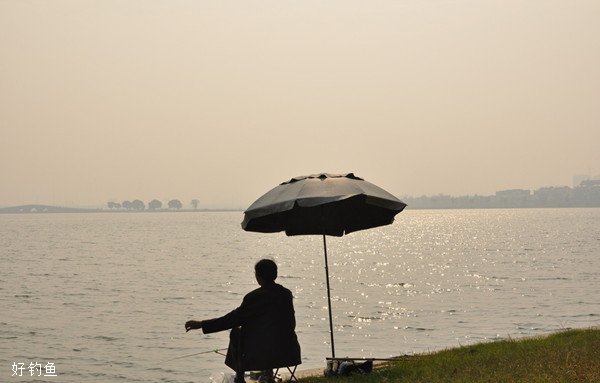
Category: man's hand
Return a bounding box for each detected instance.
[185,320,203,332]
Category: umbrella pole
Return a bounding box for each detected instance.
[323,234,336,358]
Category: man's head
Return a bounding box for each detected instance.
[255,258,277,285]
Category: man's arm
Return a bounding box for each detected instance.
[184,288,264,334]
[184,291,257,334]
[201,306,244,334]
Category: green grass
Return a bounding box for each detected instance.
[301,328,600,383]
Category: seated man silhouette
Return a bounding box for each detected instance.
[185,259,301,383]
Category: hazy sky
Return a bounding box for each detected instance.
[1,1,599,208]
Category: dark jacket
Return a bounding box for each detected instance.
[202,282,301,371]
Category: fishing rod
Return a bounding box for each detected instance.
[326,355,416,361]
[159,348,228,364]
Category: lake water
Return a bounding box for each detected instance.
[1,209,599,382]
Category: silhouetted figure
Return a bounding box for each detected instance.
[185,259,301,383]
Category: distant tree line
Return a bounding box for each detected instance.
[106,199,200,211]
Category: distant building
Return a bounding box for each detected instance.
[573,174,590,188]
[534,186,572,206]
[495,189,531,207]
[579,179,600,188]
[573,179,600,206]
[495,189,531,198]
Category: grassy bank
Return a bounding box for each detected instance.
[301,328,600,383]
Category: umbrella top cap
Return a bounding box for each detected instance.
[282,173,363,185]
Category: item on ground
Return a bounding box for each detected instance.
[324,359,374,377]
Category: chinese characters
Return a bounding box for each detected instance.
[11,362,57,377]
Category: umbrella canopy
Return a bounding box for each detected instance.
[241,173,407,358]
[242,173,407,236]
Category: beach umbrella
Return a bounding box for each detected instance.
[242,173,406,358]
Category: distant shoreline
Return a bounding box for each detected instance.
[0,204,243,214]
[1,204,599,214]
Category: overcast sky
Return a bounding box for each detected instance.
[1,1,599,208]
